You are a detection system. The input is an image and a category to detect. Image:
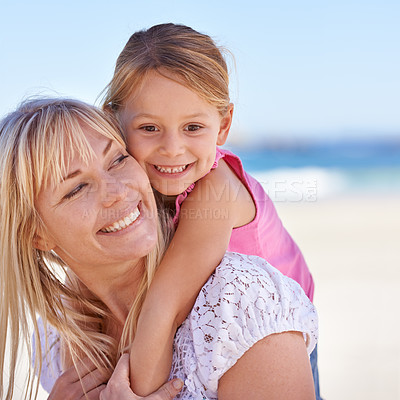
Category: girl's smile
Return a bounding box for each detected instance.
[119,70,232,196]
[151,162,195,178]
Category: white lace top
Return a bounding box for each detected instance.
[35,252,318,399]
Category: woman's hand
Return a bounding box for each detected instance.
[100,354,183,400]
[48,357,110,400]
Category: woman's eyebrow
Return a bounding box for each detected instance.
[60,139,114,183]
[103,139,113,156]
[61,170,81,182]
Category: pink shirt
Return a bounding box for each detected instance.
[174,147,314,301]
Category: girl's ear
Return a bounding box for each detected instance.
[33,232,56,251]
[217,103,234,146]
[103,103,113,115]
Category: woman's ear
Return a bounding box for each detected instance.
[33,232,56,251]
[217,103,234,146]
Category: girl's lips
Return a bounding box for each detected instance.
[151,162,194,177]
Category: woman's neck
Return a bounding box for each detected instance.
[70,258,146,327]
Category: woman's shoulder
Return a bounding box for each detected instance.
[196,252,317,342]
[206,251,311,307]
[174,252,318,398]
[212,251,283,281]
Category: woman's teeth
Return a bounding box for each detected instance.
[155,165,187,174]
[100,208,140,233]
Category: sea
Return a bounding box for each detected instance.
[225,138,400,202]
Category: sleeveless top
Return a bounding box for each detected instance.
[34,253,318,399]
[174,147,315,301]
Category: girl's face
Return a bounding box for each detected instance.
[119,71,232,196]
[35,127,158,276]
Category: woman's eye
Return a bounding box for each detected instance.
[140,125,159,132]
[64,183,87,200]
[185,124,201,132]
[111,154,129,168]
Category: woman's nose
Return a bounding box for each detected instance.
[101,176,129,208]
[158,130,185,157]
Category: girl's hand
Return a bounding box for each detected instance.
[48,357,110,400]
[100,354,183,400]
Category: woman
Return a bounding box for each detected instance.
[0,98,318,400]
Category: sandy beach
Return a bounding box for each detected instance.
[4,193,400,399]
[275,193,400,399]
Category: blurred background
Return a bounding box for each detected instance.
[1,0,399,398]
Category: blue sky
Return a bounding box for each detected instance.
[1,0,399,143]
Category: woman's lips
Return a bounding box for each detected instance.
[98,202,142,233]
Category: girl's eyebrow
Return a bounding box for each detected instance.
[183,113,209,119]
[131,113,158,120]
[132,112,209,120]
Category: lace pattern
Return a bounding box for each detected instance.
[169,252,318,399]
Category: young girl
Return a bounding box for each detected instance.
[103,23,319,398]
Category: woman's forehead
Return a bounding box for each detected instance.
[36,116,124,189]
[54,132,122,179]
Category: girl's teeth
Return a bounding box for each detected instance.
[155,165,187,174]
[100,208,140,233]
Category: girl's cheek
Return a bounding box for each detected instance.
[126,137,142,156]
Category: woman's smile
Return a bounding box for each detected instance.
[99,203,141,233]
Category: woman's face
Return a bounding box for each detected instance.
[35,126,158,274]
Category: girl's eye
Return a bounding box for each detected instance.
[140,125,159,133]
[185,124,201,132]
[64,183,88,200]
[110,154,129,169]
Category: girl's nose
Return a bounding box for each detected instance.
[101,176,129,208]
[158,130,185,157]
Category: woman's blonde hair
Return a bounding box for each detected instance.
[0,98,171,400]
[102,23,231,116]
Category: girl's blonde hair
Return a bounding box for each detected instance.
[102,23,231,116]
[0,98,171,400]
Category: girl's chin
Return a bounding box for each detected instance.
[153,182,191,197]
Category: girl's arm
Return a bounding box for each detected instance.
[218,331,315,400]
[129,160,256,396]
[101,354,183,400]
